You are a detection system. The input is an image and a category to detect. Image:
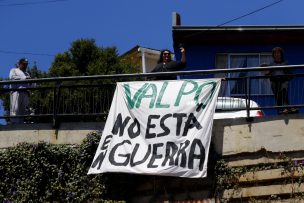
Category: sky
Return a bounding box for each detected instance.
[1,0,304,79]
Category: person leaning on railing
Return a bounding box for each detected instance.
[9,58,31,124]
[261,47,298,115]
[151,47,186,80]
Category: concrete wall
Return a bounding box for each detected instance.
[1,114,303,154]
[1,115,304,202]
[0,122,104,148]
[212,114,304,156]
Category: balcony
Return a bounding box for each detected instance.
[1,64,304,125]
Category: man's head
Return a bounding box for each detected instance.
[272,47,284,63]
[18,58,29,71]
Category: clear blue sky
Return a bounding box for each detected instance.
[1,0,303,79]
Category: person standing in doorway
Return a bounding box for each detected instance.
[9,58,31,124]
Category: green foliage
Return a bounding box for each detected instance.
[1,38,139,123]
[0,131,125,202]
[0,77,10,118]
[70,39,100,75]
[49,38,137,77]
[214,157,304,202]
[45,38,138,121]
[29,62,48,79]
[214,159,244,191]
[49,52,78,77]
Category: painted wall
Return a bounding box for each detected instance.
[175,43,304,70]
[174,43,304,115]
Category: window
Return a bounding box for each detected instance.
[216,53,273,96]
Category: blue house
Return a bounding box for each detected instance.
[172,12,304,115]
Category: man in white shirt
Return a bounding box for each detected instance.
[9,58,31,124]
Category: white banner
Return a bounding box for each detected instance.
[88,79,221,178]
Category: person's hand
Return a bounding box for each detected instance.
[180,47,186,63]
[180,47,185,53]
[26,75,31,79]
[260,63,268,67]
[260,63,270,75]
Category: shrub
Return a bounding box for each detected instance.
[0,131,111,202]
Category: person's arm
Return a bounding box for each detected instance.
[180,47,186,64]
[9,68,27,80]
[24,72,31,79]
[167,47,187,71]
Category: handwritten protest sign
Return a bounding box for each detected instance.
[88,79,221,178]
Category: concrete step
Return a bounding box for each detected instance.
[239,167,304,183]
[223,183,304,199]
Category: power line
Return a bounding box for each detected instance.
[0,0,69,7]
[217,0,284,27]
[183,0,284,40]
[0,50,55,57]
[0,1,69,55]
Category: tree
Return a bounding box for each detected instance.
[1,38,139,123]
[30,62,48,79]
[49,52,78,77]
[45,38,140,123]
[49,38,137,77]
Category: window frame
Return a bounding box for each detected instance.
[216,52,273,96]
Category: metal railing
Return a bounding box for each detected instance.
[1,65,304,126]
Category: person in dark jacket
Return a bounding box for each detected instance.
[151,47,186,80]
[264,47,297,114]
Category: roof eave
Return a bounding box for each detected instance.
[172,25,304,45]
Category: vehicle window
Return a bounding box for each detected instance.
[216,98,246,110]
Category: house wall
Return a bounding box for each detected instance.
[174,43,304,70]
[144,56,159,73]
[174,43,304,115]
